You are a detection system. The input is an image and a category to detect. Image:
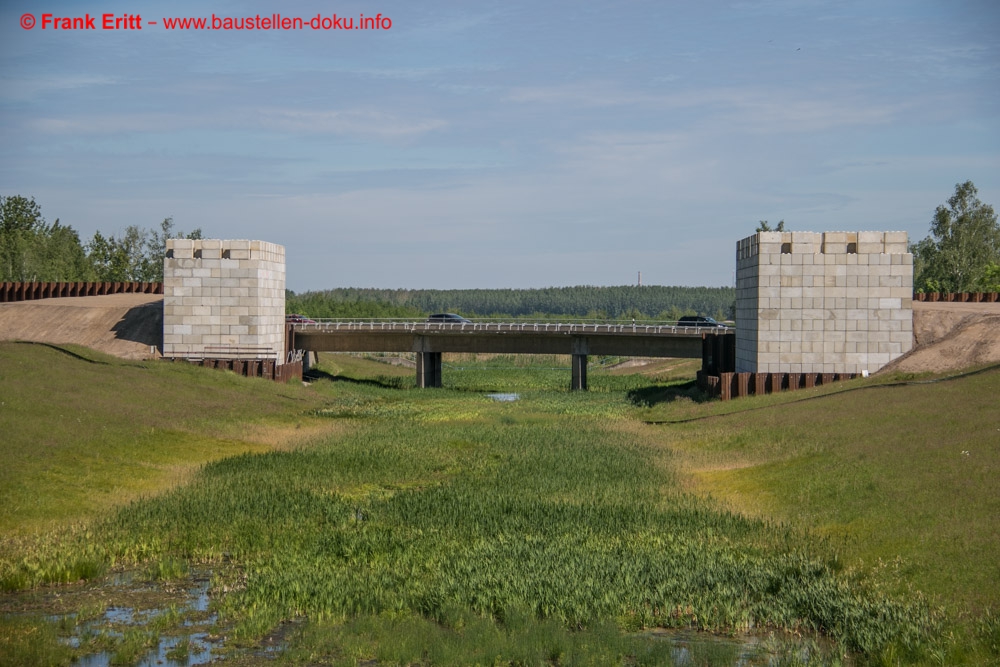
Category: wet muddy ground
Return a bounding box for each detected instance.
[2,567,843,666]
[1,567,231,666]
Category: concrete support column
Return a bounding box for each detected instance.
[571,354,588,391]
[570,337,589,391]
[416,351,442,388]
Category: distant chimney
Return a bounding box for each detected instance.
[637,271,642,286]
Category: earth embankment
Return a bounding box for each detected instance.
[0,293,163,360]
[1,296,997,371]
[879,301,1000,374]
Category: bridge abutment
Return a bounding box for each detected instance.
[735,231,913,375]
[163,239,286,363]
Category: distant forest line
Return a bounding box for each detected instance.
[286,286,736,321]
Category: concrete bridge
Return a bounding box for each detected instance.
[287,319,731,389]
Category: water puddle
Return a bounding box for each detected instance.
[642,628,839,666]
[8,569,227,666]
[137,633,215,666]
[7,567,838,666]
[486,393,520,402]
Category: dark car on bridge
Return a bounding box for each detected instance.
[427,313,471,324]
[678,315,727,328]
[285,313,316,324]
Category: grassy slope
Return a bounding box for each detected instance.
[640,367,1000,615]
[0,342,340,534]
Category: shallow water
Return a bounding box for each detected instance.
[486,392,520,401]
[44,572,221,666]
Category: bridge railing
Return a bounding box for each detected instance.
[288,318,732,336]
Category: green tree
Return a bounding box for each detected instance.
[87,218,202,282]
[755,220,785,232]
[981,264,1000,292]
[912,181,1000,293]
[0,195,39,280]
[36,222,93,281]
[0,195,92,281]
[87,226,152,282]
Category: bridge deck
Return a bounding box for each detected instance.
[288,320,730,389]
[290,320,727,336]
[289,320,728,357]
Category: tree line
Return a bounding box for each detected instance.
[0,195,200,283]
[7,182,996,300]
[286,285,737,321]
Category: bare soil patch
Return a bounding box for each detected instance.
[880,301,1000,374]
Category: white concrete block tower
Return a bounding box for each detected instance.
[162,239,286,362]
[735,231,912,375]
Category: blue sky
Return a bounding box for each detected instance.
[2,1,998,290]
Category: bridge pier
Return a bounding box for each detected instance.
[570,337,588,390]
[416,351,442,388]
[571,354,588,391]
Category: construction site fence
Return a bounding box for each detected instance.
[163,357,303,383]
[0,281,163,302]
[914,292,999,302]
[697,370,857,401]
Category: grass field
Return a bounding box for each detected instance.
[639,366,1000,632]
[1,343,997,665]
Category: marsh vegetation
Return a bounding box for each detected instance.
[1,343,997,665]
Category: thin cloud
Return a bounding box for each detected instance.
[508,82,908,132]
[1,74,120,102]
[23,108,447,141]
[253,108,448,139]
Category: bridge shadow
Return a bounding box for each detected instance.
[304,367,413,390]
[627,381,711,407]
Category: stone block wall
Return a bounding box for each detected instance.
[162,239,286,362]
[735,231,912,374]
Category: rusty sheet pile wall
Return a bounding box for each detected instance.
[165,357,302,383]
[914,292,999,302]
[0,281,162,302]
[698,370,857,400]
